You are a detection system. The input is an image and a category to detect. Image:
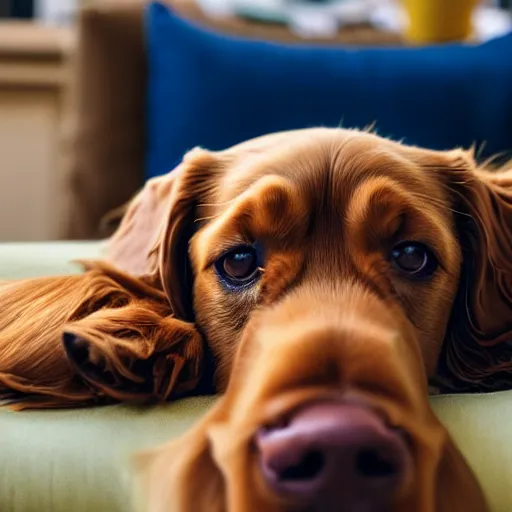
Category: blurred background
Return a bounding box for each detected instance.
[0,0,511,243]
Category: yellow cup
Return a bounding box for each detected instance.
[403,0,479,44]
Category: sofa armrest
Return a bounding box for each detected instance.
[65,1,147,239]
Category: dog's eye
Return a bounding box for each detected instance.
[216,246,261,287]
[391,242,438,279]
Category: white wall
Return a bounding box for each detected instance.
[34,0,79,25]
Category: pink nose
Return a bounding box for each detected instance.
[256,402,411,512]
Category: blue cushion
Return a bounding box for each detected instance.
[145,1,512,180]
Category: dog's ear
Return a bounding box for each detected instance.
[107,149,225,321]
[61,260,204,403]
[154,149,226,321]
[432,150,512,391]
[106,172,178,277]
[0,262,204,409]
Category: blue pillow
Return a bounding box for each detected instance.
[145,1,512,180]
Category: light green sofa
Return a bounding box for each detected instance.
[1,242,511,511]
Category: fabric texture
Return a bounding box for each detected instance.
[0,242,510,511]
[145,1,512,180]
[0,396,216,512]
[0,241,106,280]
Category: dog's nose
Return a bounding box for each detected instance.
[256,402,411,512]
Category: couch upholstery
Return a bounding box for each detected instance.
[0,242,511,511]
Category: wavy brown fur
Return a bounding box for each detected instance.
[2,128,512,413]
[0,262,203,410]
[107,131,512,395]
[437,164,512,391]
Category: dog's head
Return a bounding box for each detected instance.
[134,283,487,512]
[110,127,512,394]
[108,128,510,510]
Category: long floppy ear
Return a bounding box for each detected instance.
[434,151,512,391]
[107,148,225,321]
[0,262,203,409]
[62,263,203,404]
[106,171,178,277]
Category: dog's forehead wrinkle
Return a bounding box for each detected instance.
[203,130,454,275]
[217,130,433,207]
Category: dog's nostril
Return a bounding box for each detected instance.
[280,450,325,481]
[257,403,411,509]
[355,448,398,478]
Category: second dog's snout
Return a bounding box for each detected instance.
[256,402,411,512]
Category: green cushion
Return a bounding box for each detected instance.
[430,393,512,511]
[0,243,510,511]
[0,398,216,512]
[0,241,105,280]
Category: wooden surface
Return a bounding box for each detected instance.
[0,22,75,88]
[0,21,74,58]
[0,90,61,240]
[0,22,75,241]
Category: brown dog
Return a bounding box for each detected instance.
[108,127,512,394]
[134,284,488,511]
[121,128,509,511]
[2,127,511,509]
